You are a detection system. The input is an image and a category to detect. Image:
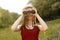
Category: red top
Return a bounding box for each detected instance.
[21,24,40,40]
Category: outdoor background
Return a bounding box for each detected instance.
[0,0,60,40]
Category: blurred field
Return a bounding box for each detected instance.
[0,26,22,40]
[0,19,60,40]
[39,19,60,40]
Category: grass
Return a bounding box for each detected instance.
[0,19,60,40]
[39,19,60,40]
[0,27,22,40]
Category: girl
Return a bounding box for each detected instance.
[11,6,48,40]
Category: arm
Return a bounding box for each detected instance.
[35,13,48,32]
[11,14,23,32]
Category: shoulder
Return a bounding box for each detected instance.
[37,24,48,32]
[35,24,42,30]
[17,25,22,29]
[34,24,41,30]
[38,24,42,29]
[34,24,42,28]
[17,24,24,31]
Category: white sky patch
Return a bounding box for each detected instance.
[0,0,29,14]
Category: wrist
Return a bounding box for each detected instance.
[35,13,40,17]
[19,14,23,18]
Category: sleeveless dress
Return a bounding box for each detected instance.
[21,24,40,40]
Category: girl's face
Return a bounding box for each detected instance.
[23,6,37,25]
[23,8,36,21]
[26,13,35,20]
[24,13,35,21]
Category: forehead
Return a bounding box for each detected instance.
[23,6,34,11]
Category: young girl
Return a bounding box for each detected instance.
[11,6,48,40]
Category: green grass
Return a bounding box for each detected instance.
[0,19,60,40]
[39,19,60,40]
[0,27,22,40]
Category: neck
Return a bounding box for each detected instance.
[28,21,33,25]
[25,20,34,26]
[25,21,34,29]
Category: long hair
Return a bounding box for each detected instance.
[22,6,37,26]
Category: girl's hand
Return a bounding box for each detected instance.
[35,13,40,18]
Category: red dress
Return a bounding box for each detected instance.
[21,24,40,40]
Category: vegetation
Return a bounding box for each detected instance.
[0,7,19,28]
[39,19,60,40]
[0,19,60,40]
[29,0,60,21]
